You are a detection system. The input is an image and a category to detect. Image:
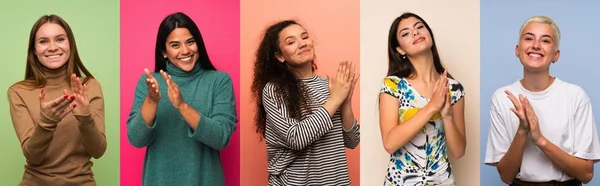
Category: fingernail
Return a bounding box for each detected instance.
[41,89,45,94]
[70,96,75,100]
[64,95,68,99]
[73,104,77,108]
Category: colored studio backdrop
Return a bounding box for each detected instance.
[0,1,120,185]
[120,0,240,186]
[480,0,600,185]
[240,0,361,185]
[360,0,480,185]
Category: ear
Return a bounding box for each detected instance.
[515,44,520,58]
[275,52,285,63]
[161,51,167,58]
[395,46,406,56]
[552,49,560,63]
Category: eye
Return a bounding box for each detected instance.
[287,41,295,45]
[542,39,551,43]
[401,32,409,37]
[186,39,195,45]
[524,37,533,41]
[416,25,424,29]
[38,39,48,44]
[170,43,180,48]
[57,37,66,42]
[302,36,309,40]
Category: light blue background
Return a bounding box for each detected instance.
[480,0,600,185]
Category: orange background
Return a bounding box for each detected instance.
[240,0,360,185]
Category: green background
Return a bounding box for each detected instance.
[0,1,119,185]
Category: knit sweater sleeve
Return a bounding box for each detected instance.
[188,73,238,150]
[7,86,58,165]
[73,78,107,158]
[127,75,156,148]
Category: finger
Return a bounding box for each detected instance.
[76,77,84,95]
[160,70,169,80]
[58,104,76,119]
[504,90,520,108]
[336,63,343,82]
[144,68,153,78]
[56,95,76,110]
[510,108,519,115]
[49,94,69,107]
[39,88,46,103]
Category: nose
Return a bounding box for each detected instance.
[180,44,191,55]
[48,41,58,52]
[413,29,420,37]
[298,39,307,49]
[532,39,541,50]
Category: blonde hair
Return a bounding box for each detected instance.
[518,15,561,51]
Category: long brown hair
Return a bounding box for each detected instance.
[19,14,94,89]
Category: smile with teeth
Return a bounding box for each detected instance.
[46,54,62,59]
[527,52,543,59]
[179,56,193,62]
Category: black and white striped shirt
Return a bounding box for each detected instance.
[262,75,360,186]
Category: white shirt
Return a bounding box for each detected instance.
[484,78,600,182]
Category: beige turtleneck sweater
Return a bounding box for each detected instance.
[7,67,106,186]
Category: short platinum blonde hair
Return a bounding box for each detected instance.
[518,15,561,51]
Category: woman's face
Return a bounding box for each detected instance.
[34,23,70,70]
[162,28,199,72]
[275,24,315,67]
[395,17,433,57]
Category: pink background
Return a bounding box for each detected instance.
[119,1,240,186]
[240,0,360,185]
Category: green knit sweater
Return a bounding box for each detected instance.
[127,61,237,186]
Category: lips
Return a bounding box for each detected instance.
[413,37,425,44]
[298,49,311,55]
[527,52,544,60]
[45,54,63,59]
[178,55,194,63]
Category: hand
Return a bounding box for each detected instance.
[343,61,359,105]
[428,70,449,113]
[160,70,186,110]
[144,68,161,103]
[522,97,545,146]
[39,88,76,122]
[440,71,453,118]
[70,74,90,115]
[505,90,529,132]
[328,61,352,106]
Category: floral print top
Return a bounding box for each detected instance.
[380,76,465,186]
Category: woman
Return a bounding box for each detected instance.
[251,20,360,186]
[126,12,238,186]
[378,12,466,186]
[8,14,106,185]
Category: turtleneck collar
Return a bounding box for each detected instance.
[165,60,202,77]
[42,64,68,86]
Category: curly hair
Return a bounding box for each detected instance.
[251,20,316,140]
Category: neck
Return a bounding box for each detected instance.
[289,62,314,79]
[408,52,438,83]
[42,64,68,86]
[521,69,554,92]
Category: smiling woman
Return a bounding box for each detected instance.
[125,12,238,186]
[7,14,106,186]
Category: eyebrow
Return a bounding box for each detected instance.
[523,32,553,39]
[284,31,308,40]
[168,37,194,44]
[36,34,67,41]
[399,22,423,33]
